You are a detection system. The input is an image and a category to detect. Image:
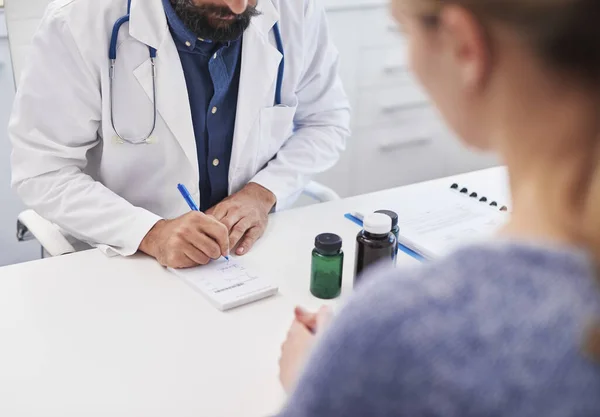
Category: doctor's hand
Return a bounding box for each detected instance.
[207,183,277,256]
[139,212,230,269]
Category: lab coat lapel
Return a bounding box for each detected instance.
[130,0,199,178]
[230,1,282,178]
[128,0,165,49]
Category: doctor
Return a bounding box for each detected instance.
[9,0,350,268]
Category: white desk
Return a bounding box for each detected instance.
[0,167,508,417]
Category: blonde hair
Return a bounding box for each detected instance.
[413,0,600,361]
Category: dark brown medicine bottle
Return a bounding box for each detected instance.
[375,209,399,243]
[354,213,397,285]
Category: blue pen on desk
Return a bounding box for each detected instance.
[177,183,230,261]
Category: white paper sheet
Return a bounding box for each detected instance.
[170,259,278,311]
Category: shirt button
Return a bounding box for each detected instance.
[211,106,218,114]
[185,41,191,47]
[212,158,220,167]
[213,53,217,59]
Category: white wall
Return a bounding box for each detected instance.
[0,10,39,265]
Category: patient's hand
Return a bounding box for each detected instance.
[279,306,332,393]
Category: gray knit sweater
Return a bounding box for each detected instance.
[278,242,600,416]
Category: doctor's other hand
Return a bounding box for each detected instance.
[279,306,333,393]
[207,182,277,256]
[139,212,229,269]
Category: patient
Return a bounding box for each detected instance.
[277,0,600,415]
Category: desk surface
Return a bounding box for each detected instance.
[0,167,507,417]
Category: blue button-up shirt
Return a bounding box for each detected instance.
[162,0,242,211]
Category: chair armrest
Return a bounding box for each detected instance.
[17,210,75,257]
[302,181,340,203]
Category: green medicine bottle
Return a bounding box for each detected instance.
[310,233,344,300]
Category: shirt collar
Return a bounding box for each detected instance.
[162,0,213,50]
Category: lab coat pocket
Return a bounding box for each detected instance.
[257,105,297,170]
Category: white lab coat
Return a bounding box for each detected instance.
[9,0,350,256]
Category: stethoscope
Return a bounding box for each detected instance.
[109,0,285,144]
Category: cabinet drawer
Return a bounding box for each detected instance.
[356,106,441,151]
[325,0,387,10]
[0,11,6,38]
[355,78,430,128]
[351,124,448,194]
[358,44,409,88]
[360,7,404,48]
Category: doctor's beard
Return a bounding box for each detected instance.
[170,0,261,42]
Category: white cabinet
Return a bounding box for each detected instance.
[316,0,498,197]
[0,9,39,265]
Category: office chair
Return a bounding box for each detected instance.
[6,0,340,258]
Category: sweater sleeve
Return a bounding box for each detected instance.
[277,267,429,417]
[277,243,600,417]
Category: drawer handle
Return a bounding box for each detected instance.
[382,65,405,75]
[378,137,432,152]
[387,24,400,33]
[380,102,427,114]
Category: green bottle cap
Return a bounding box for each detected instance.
[315,233,342,255]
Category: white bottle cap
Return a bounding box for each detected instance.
[363,213,392,235]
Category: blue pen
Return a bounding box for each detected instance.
[177,183,230,261]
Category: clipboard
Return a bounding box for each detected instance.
[345,182,509,261]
